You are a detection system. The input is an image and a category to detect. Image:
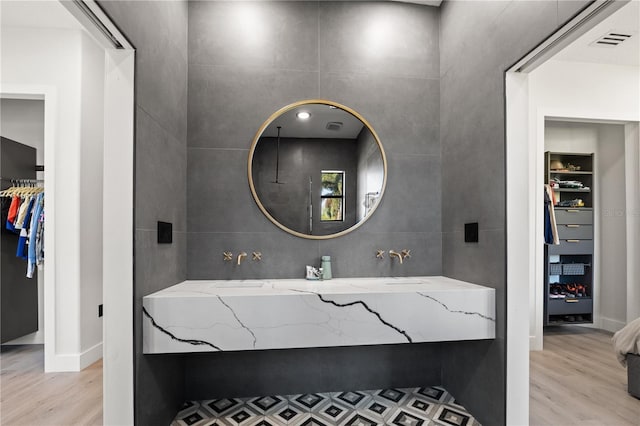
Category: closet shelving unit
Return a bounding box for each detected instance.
[544,152,594,325]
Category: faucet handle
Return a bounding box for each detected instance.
[401,249,411,260]
[223,251,233,261]
[376,249,385,259]
[252,251,262,261]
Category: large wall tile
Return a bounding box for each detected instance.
[100,0,188,142]
[187,148,273,233]
[319,2,439,79]
[366,154,441,233]
[439,1,574,424]
[320,73,440,157]
[187,231,319,280]
[557,0,592,25]
[439,1,510,78]
[135,230,187,298]
[187,65,319,149]
[136,107,187,231]
[442,339,505,426]
[189,1,319,71]
[134,230,187,423]
[184,343,442,401]
[318,231,442,278]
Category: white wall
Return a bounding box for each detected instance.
[597,125,628,330]
[0,98,45,344]
[0,99,45,172]
[1,26,104,370]
[79,32,104,362]
[625,123,640,322]
[529,59,640,348]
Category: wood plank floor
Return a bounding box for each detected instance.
[0,345,102,426]
[530,326,640,426]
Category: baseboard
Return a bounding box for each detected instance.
[600,317,626,333]
[79,342,103,369]
[529,335,543,351]
[44,342,103,372]
[3,330,44,345]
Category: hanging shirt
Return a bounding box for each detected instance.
[6,196,20,233]
[16,197,35,259]
[27,193,44,278]
[14,195,31,229]
[544,185,559,245]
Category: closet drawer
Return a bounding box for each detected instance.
[548,240,593,255]
[555,209,593,225]
[556,224,592,240]
[547,298,593,315]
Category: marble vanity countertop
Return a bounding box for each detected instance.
[143,276,495,354]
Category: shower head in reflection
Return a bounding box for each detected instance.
[271,125,285,184]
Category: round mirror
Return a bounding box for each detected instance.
[248,100,387,239]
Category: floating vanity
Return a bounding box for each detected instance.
[143,276,495,354]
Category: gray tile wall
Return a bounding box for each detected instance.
[98,1,189,424]
[185,343,443,401]
[187,1,441,280]
[439,1,591,424]
[185,0,443,403]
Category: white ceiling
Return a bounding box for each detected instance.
[261,104,365,140]
[555,1,639,67]
[0,0,83,30]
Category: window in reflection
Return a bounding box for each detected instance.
[321,171,344,221]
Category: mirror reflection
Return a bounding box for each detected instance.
[248,100,386,239]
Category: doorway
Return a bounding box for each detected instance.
[505,0,640,423]
[0,0,134,423]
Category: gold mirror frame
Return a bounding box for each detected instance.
[248,99,388,240]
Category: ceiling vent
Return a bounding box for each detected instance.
[590,30,634,47]
[326,122,343,131]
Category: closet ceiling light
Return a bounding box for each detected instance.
[296,112,310,120]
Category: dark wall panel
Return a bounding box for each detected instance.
[184,344,442,401]
[439,1,593,424]
[97,1,189,425]
[186,0,442,404]
[187,0,441,279]
[0,138,38,344]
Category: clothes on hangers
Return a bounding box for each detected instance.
[14,196,31,229]
[1,185,45,278]
[27,192,44,279]
[544,184,559,245]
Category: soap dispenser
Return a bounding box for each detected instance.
[321,255,332,280]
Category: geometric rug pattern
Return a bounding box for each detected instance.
[171,387,481,426]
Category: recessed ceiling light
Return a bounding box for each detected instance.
[296,111,310,120]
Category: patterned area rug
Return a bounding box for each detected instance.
[172,386,480,426]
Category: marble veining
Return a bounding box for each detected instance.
[143,276,495,354]
[417,292,496,322]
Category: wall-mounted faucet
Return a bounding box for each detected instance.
[224,251,262,264]
[389,249,411,264]
[389,250,403,264]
